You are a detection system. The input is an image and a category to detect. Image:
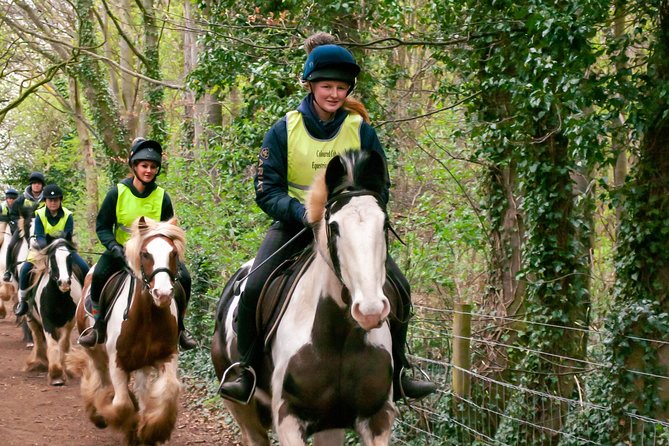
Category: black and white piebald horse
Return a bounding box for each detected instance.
[25,238,84,385]
[212,150,396,445]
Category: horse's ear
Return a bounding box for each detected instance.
[356,150,388,196]
[137,216,149,233]
[168,216,178,226]
[325,154,348,195]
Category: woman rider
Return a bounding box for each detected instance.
[3,172,46,282]
[0,187,19,234]
[218,42,436,404]
[14,184,90,316]
[77,138,197,350]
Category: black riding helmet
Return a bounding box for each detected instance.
[43,184,63,199]
[5,188,18,199]
[129,138,163,166]
[302,44,361,95]
[29,172,46,185]
[129,137,163,185]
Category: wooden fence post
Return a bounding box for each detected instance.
[452,302,472,401]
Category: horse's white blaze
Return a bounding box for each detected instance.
[54,246,71,291]
[331,196,389,331]
[145,237,174,307]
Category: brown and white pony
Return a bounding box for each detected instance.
[69,216,185,445]
[212,150,396,445]
[24,238,83,385]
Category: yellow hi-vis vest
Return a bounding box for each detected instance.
[114,183,165,246]
[286,110,362,202]
[36,207,72,237]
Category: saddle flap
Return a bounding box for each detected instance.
[83,270,129,321]
[257,249,315,351]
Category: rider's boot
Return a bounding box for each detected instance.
[3,270,12,282]
[179,331,198,350]
[218,363,257,405]
[392,319,437,400]
[14,289,29,316]
[78,302,107,348]
[174,288,197,350]
[218,298,258,404]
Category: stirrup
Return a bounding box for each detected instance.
[77,326,99,347]
[217,362,257,405]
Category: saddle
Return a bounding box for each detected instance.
[256,248,315,351]
[83,270,130,321]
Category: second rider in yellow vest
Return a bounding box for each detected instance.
[77,138,197,350]
[14,184,90,316]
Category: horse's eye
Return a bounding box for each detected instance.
[141,251,151,260]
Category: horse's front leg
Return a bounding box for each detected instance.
[355,402,396,446]
[44,328,68,385]
[23,318,47,372]
[106,352,139,434]
[273,398,308,446]
[136,355,181,445]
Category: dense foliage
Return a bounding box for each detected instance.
[2,0,669,444]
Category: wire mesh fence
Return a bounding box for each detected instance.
[391,304,669,446]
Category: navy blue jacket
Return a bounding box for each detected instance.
[254,94,389,228]
[34,208,74,249]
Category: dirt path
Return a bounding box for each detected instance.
[0,317,239,446]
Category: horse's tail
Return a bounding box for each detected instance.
[137,356,181,444]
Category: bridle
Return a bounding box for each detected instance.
[48,242,73,283]
[138,240,181,295]
[323,189,389,285]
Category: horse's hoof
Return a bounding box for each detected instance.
[25,342,34,349]
[92,415,107,429]
[50,379,65,386]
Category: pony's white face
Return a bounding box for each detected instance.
[52,245,72,292]
[142,236,177,308]
[326,195,390,331]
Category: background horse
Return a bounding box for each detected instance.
[212,150,396,446]
[24,238,84,385]
[0,217,34,346]
[0,221,16,318]
[69,216,185,446]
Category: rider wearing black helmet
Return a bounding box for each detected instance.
[0,188,20,233]
[77,138,197,350]
[217,38,436,404]
[3,172,46,282]
[14,184,90,316]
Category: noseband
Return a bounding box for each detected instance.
[139,258,180,292]
[323,189,389,285]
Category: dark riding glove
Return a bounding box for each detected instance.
[110,244,125,260]
[302,211,312,228]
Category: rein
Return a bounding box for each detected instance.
[233,226,309,293]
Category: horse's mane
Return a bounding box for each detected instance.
[31,238,76,277]
[306,171,328,225]
[125,217,186,278]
